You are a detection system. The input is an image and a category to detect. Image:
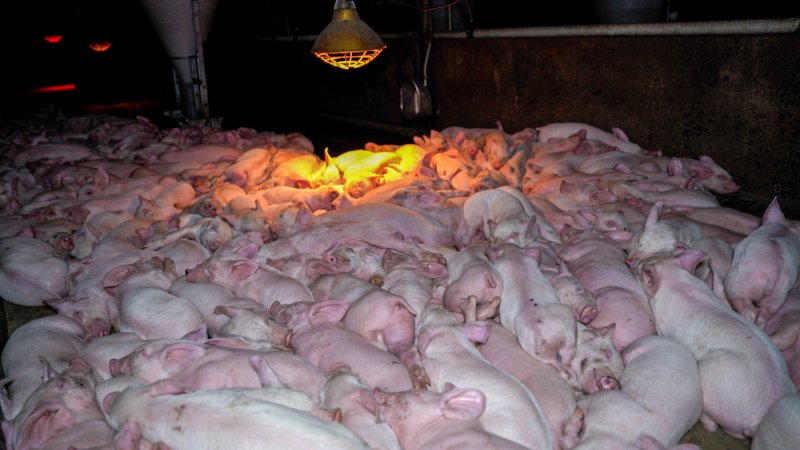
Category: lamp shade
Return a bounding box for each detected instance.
[312,0,386,70]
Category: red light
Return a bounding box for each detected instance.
[44,35,63,44]
[88,42,113,52]
[24,84,77,94]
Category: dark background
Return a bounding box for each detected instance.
[1,1,799,216]
[2,1,798,117]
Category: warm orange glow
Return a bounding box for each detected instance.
[88,41,113,52]
[290,146,426,196]
[24,84,77,94]
[383,144,426,183]
[43,35,63,44]
[313,48,384,70]
[278,154,341,188]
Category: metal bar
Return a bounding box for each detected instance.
[445,18,800,38]
[264,18,799,42]
[192,0,211,119]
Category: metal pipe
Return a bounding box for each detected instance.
[265,18,799,42]
[439,18,800,38]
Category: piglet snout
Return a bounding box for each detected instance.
[599,375,620,391]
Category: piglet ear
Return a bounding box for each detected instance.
[382,249,409,272]
[102,265,137,289]
[440,388,486,420]
[611,127,630,142]
[237,242,260,260]
[308,301,350,327]
[181,324,208,341]
[526,217,537,239]
[419,262,448,279]
[594,323,616,339]
[148,380,187,397]
[160,343,205,368]
[229,260,260,282]
[355,388,378,415]
[416,191,441,206]
[249,356,285,388]
[294,203,314,228]
[214,305,241,318]
[15,226,35,238]
[667,158,683,176]
[16,404,76,450]
[645,202,664,227]
[519,246,542,264]
[577,210,599,226]
[95,166,110,188]
[676,249,708,275]
[640,266,658,296]
[762,197,785,224]
[134,227,152,242]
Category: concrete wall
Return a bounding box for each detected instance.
[207,29,800,215]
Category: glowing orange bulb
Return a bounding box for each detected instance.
[88,41,113,52]
[43,35,63,44]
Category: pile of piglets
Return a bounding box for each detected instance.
[1,109,799,450]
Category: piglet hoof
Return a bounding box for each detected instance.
[598,375,620,391]
[332,407,343,423]
[561,406,585,449]
[699,413,718,433]
[411,365,431,389]
[578,305,598,325]
[369,275,384,287]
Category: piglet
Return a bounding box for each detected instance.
[2,358,112,450]
[764,288,800,388]
[186,253,315,306]
[442,242,503,323]
[626,202,704,260]
[0,236,68,306]
[536,122,643,154]
[381,249,449,322]
[374,385,529,450]
[214,304,293,347]
[272,300,415,393]
[488,243,577,369]
[751,394,800,450]
[80,332,147,380]
[562,335,702,449]
[556,227,656,350]
[462,188,538,246]
[320,366,402,450]
[416,301,553,449]
[724,198,800,326]
[105,380,370,450]
[169,276,261,336]
[317,273,427,388]
[547,261,598,325]
[479,322,576,448]
[104,257,204,339]
[633,249,796,439]
[1,315,87,420]
[563,323,623,395]
[109,338,325,400]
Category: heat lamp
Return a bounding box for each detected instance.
[311,0,386,70]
